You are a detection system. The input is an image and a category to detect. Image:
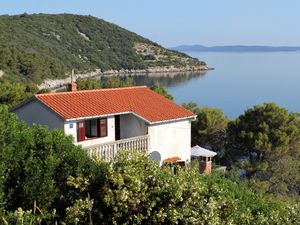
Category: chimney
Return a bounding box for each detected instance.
[68,69,77,92]
[68,83,77,92]
[199,156,212,174]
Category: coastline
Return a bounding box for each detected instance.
[38,65,212,90]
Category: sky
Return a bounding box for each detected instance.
[1,0,300,47]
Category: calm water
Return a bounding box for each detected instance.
[134,52,300,118]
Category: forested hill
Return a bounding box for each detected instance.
[0,13,206,84]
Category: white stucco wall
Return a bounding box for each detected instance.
[120,114,148,139]
[66,116,115,148]
[13,99,64,130]
[148,119,192,162]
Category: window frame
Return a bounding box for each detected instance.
[98,118,108,138]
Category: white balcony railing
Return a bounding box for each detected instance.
[85,135,150,161]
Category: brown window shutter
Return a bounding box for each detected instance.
[77,121,85,142]
[97,119,100,137]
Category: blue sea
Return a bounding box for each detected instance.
[135,52,300,118]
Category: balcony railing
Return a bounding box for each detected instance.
[85,135,149,161]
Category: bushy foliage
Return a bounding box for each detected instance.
[101,76,134,89]
[75,76,135,91]
[150,83,173,100]
[0,78,37,108]
[76,77,102,90]
[183,102,229,157]
[0,47,65,83]
[0,105,98,222]
[95,153,300,224]
[227,103,300,196]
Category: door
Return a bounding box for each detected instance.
[77,121,85,142]
[115,115,120,140]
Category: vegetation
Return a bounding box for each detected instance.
[0,79,37,108]
[183,101,300,201]
[0,13,205,84]
[100,76,134,89]
[0,105,299,224]
[75,76,135,91]
[150,83,174,100]
[183,102,229,153]
[226,103,300,198]
[75,77,174,100]
[76,77,102,90]
[0,105,99,223]
[0,11,298,225]
[0,76,135,108]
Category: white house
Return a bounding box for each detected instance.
[12,85,196,163]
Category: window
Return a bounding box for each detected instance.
[85,119,98,138]
[77,118,108,142]
[99,118,107,137]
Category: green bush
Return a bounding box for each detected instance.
[0,105,97,222]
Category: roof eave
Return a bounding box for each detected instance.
[65,112,195,125]
[64,111,150,123]
[148,115,197,125]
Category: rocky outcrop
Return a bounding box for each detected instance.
[38,65,210,90]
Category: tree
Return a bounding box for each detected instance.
[101,76,134,88]
[227,102,300,196]
[0,79,38,108]
[183,102,229,155]
[0,105,97,222]
[150,83,173,100]
[76,77,101,90]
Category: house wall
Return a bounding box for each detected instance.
[148,119,192,163]
[65,115,115,148]
[13,99,64,130]
[120,114,148,139]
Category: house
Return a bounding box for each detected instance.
[12,85,196,163]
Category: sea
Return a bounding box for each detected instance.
[133,52,300,118]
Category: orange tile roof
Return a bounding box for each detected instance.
[35,86,195,123]
[163,156,182,162]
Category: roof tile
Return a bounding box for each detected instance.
[35,86,195,123]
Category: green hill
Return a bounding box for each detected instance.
[0,13,206,84]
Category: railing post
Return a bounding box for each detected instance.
[84,135,150,161]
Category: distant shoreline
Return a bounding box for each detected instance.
[171,45,300,53]
[38,66,212,90]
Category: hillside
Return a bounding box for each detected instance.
[171,44,300,52]
[0,13,207,84]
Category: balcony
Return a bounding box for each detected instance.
[84,134,150,161]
